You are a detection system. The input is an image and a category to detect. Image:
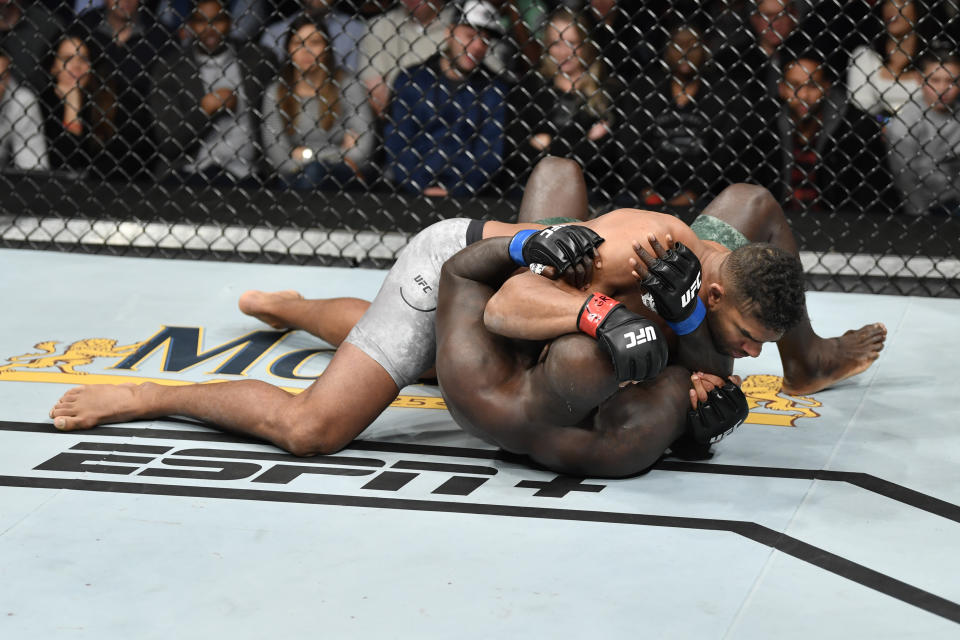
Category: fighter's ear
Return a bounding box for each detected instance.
[706,282,724,309]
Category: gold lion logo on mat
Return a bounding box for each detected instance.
[741,374,821,427]
[0,339,146,375]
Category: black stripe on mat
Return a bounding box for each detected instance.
[0,473,957,625]
[3,420,959,525]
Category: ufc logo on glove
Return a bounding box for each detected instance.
[622,326,658,349]
[681,271,702,308]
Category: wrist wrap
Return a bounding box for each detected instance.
[508,230,538,266]
[667,297,705,335]
[577,293,621,338]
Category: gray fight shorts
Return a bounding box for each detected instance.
[344,218,485,389]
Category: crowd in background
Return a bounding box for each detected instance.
[1,0,960,216]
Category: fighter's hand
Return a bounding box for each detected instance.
[509,225,604,290]
[629,234,703,325]
[689,372,742,410]
[577,293,668,383]
[686,377,749,445]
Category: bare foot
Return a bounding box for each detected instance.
[781,323,887,395]
[49,383,152,430]
[238,290,303,329]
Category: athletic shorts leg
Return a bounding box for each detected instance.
[344,218,479,389]
[690,214,750,251]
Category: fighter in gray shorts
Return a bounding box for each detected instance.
[344,218,486,389]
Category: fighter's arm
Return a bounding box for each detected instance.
[522,366,749,476]
[484,210,706,341]
[522,366,693,478]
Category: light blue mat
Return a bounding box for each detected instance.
[1,248,959,639]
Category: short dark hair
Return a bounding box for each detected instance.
[921,45,960,71]
[725,243,806,334]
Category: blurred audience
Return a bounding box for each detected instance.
[887,47,960,215]
[262,16,373,189]
[0,0,63,91]
[260,0,365,73]
[507,8,617,195]
[40,31,97,173]
[0,46,48,170]
[764,53,893,213]
[76,0,171,179]
[157,0,267,43]
[359,0,454,119]
[847,0,922,118]
[617,21,733,208]
[150,0,273,184]
[385,0,508,196]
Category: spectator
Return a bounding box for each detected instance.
[385,0,508,197]
[587,0,663,84]
[506,8,617,196]
[0,0,62,91]
[616,21,733,208]
[765,54,892,213]
[39,32,99,174]
[260,0,366,73]
[0,47,48,170]
[262,17,373,189]
[76,0,172,180]
[359,0,455,119]
[157,0,267,43]
[478,0,543,78]
[847,0,923,118]
[150,0,273,185]
[887,48,960,216]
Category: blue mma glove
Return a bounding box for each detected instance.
[509,225,604,275]
[639,241,705,335]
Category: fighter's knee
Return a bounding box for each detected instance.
[531,155,581,179]
[725,183,778,213]
[274,407,341,457]
[281,425,337,457]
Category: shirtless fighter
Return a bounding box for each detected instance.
[435,232,750,476]
[49,160,884,458]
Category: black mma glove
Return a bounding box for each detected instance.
[640,241,705,335]
[509,225,604,275]
[577,293,668,383]
[686,381,749,445]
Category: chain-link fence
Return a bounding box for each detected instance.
[1,0,958,295]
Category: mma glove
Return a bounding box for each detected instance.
[577,293,668,383]
[509,225,604,275]
[640,241,706,335]
[668,381,749,460]
[687,381,749,445]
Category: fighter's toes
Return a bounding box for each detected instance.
[53,415,82,431]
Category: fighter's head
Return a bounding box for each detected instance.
[704,243,806,358]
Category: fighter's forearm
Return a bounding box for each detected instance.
[483,271,585,340]
[443,237,520,288]
[672,323,734,378]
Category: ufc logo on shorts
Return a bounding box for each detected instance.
[622,326,658,348]
[681,271,702,308]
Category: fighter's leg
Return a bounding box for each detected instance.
[238,290,370,346]
[515,157,590,224]
[49,342,399,456]
[701,184,886,394]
